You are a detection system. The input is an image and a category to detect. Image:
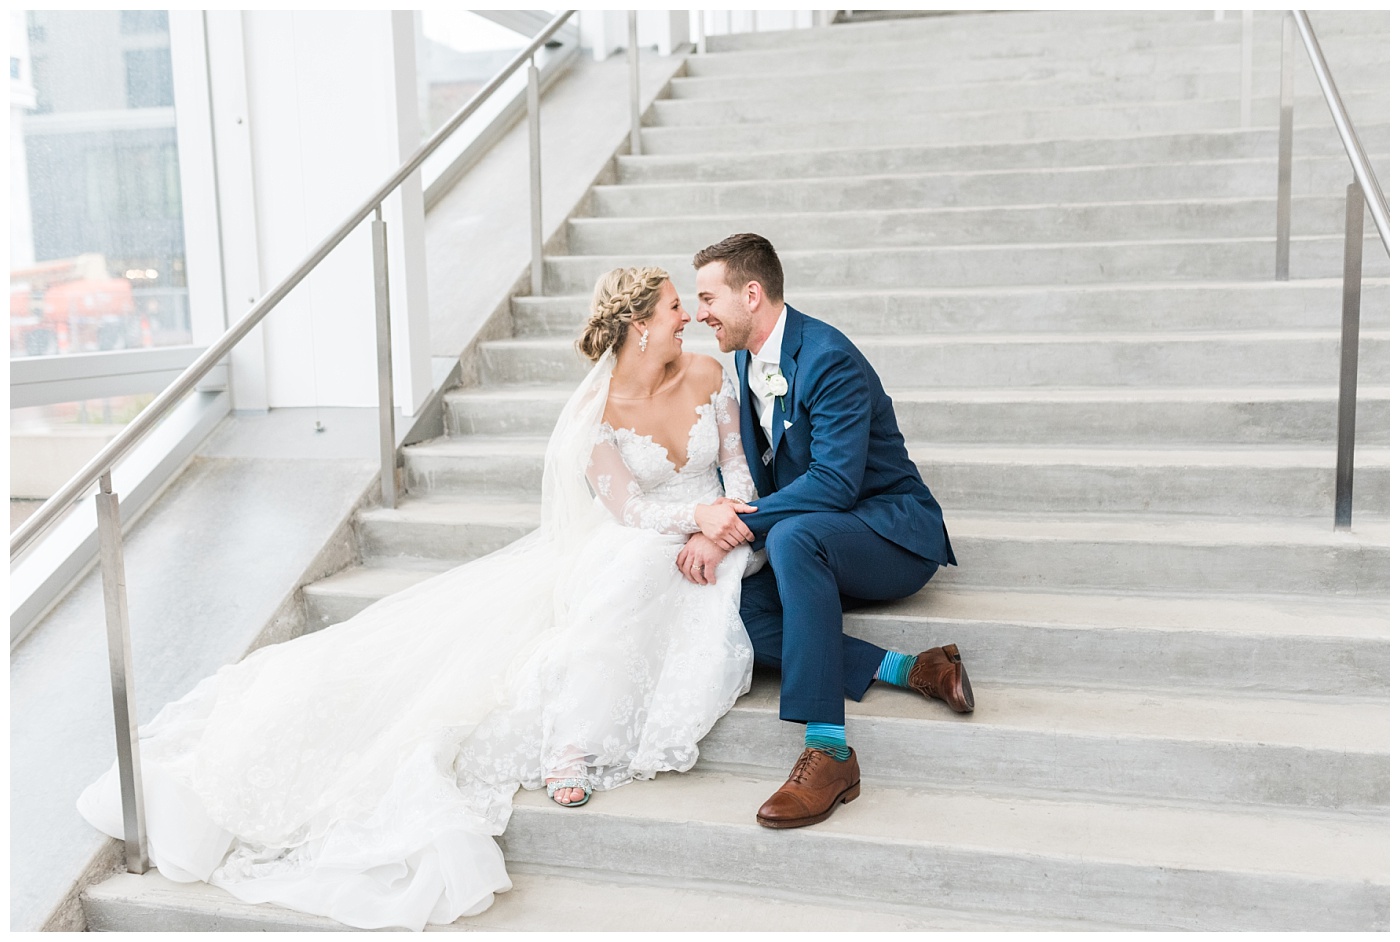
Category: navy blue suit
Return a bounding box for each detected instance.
[735,307,955,725]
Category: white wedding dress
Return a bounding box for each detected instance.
[78,354,757,930]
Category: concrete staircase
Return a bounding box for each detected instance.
[83,10,1389,931]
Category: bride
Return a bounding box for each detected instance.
[78,267,761,930]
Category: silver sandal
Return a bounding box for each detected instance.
[545,777,592,808]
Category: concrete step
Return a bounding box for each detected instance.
[355,497,541,568]
[845,586,1390,699]
[510,280,1391,336]
[677,49,1384,115]
[498,770,1388,930]
[302,570,1389,699]
[941,512,1390,597]
[705,10,1218,54]
[613,124,1389,183]
[402,436,1389,518]
[638,93,1390,154]
[648,71,1392,126]
[568,195,1370,254]
[595,156,1387,215]
[474,329,1391,390]
[703,9,1384,55]
[665,58,1389,108]
[352,498,1389,597]
[700,674,1387,812]
[541,239,1390,295]
[889,385,1391,447]
[685,20,1387,78]
[445,382,1391,447]
[81,866,1082,932]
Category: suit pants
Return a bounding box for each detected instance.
[740,511,941,726]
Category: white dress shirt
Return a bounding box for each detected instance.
[746,305,789,448]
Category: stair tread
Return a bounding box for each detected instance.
[734,674,1387,752]
[572,191,1385,221]
[448,381,1390,404]
[702,10,1385,53]
[408,434,1392,470]
[360,496,1389,546]
[82,868,1120,932]
[481,327,1390,349]
[639,101,1389,141]
[509,768,1388,883]
[599,156,1389,193]
[306,566,1389,639]
[547,233,1374,257]
[513,276,1391,301]
[614,124,1392,175]
[664,71,1384,108]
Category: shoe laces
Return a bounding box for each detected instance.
[789,749,823,783]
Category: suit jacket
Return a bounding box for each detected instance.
[734,307,956,566]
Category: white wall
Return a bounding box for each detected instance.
[219,11,433,412]
[582,10,831,60]
[699,10,833,36]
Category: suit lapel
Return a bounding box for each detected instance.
[770,309,804,456]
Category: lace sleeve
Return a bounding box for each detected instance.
[586,427,700,534]
[714,372,757,503]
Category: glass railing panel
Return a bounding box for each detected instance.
[10,393,153,531]
[417,11,532,142]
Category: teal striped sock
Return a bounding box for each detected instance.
[876,650,916,688]
[805,722,851,761]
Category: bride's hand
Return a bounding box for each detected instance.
[677,533,727,586]
[695,499,756,550]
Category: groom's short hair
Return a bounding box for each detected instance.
[693,233,784,303]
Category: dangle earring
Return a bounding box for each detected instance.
[638,328,649,353]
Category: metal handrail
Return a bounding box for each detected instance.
[1271,11,1390,531]
[1275,11,1389,258]
[9,9,577,562]
[1292,12,1390,249]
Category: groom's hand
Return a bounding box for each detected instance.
[677,534,727,585]
[695,498,756,550]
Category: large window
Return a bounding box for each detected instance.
[12,10,188,361]
[10,10,190,515]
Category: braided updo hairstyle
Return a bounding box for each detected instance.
[576,266,670,362]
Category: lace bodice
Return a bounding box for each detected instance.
[587,372,757,533]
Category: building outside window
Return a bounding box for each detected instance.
[10,9,189,527]
[12,9,189,360]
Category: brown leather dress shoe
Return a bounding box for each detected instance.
[908,643,975,713]
[756,747,861,829]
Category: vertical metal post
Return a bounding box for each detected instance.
[371,207,397,510]
[1333,180,1364,530]
[1275,14,1294,280]
[527,54,543,297]
[95,471,150,874]
[1240,10,1253,127]
[628,12,642,156]
[693,9,706,54]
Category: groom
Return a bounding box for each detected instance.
[677,233,970,829]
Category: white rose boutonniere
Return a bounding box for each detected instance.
[762,369,788,412]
